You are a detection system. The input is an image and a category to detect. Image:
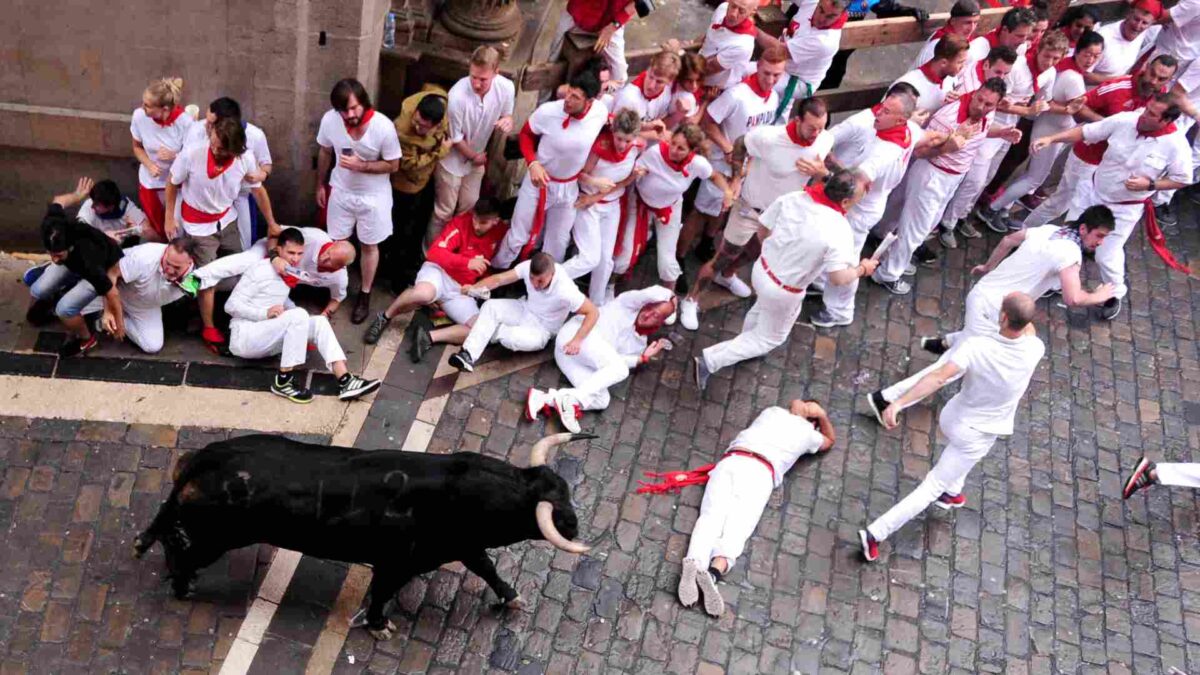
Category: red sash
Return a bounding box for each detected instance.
[635,449,775,494]
[625,199,672,270]
[1115,197,1191,274]
[181,201,230,224]
[520,171,582,261]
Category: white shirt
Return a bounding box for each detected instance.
[705,81,779,171]
[612,79,673,122]
[1082,110,1192,203]
[168,144,262,236]
[527,99,610,178]
[670,87,699,119]
[726,406,827,488]
[581,143,642,201]
[225,259,294,322]
[593,285,675,365]
[441,75,516,177]
[118,243,186,310]
[758,190,856,288]
[184,121,273,197]
[1157,0,1200,62]
[995,55,1056,127]
[741,125,833,209]
[967,34,1027,64]
[514,261,587,333]
[635,144,713,208]
[294,227,349,302]
[782,0,845,85]
[77,198,147,237]
[829,108,876,166]
[848,125,924,225]
[316,109,402,196]
[700,3,757,90]
[944,332,1045,435]
[1034,68,1088,137]
[130,108,195,190]
[1094,21,1151,78]
[972,225,1082,308]
[894,68,956,114]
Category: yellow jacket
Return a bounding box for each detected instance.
[391,85,451,194]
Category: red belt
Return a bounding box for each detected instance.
[928,161,963,175]
[723,449,776,484]
[1113,193,1191,274]
[760,257,804,294]
[520,171,581,260]
[181,201,231,224]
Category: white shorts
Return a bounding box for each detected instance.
[694,157,731,218]
[724,200,762,246]
[327,189,393,245]
[415,263,480,325]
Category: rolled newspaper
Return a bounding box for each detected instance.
[871,233,898,262]
[466,286,491,300]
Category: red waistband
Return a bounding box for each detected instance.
[548,171,582,183]
[760,257,804,294]
[181,201,231,224]
[723,449,776,483]
[928,161,963,175]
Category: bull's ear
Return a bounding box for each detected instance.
[525,465,567,499]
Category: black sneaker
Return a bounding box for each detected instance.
[866,390,888,426]
[1099,297,1121,321]
[1122,456,1156,499]
[693,356,711,392]
[271,374,313,404]
[958,219,982,239]
[337,373,381,401]
[409,323,434,363]
[920,336,947,355]
[364,312,390,345]
[807,308,851,328]
[976,204,1008,233]
[913,244,938,266]
[449,350,475,373]
[58,334,99,358]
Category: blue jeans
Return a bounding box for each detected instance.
[29,264,99,318]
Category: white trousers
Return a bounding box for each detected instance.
[81,295,168,354]
[992,142,1067,212]
[554,315,630,411]
[229,308,346,370]
[653,201,685,283]
[942,139,1008,229]
[881,291,997,405]
[548,13,629,82]
[702,261,805,373]
[1067,185,1143,300]
[461,298,554,361]
[234,193,256,252]
[194,239,270,291]
[495,175,580,269]
[878,161,966,282]
[684,455,775,571]
[563,199,621,305]
[1156,463,1200,488]
[867,420,997,542]
[821,208,875,323]
[1024,152,1095,228]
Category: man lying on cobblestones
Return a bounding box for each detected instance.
[528,284,675,432]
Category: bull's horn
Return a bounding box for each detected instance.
[529,432,597,467]
[535,501,590,554]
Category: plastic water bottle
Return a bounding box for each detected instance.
[383,11,396,49]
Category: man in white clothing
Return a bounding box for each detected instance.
[1087,0,1161,84]
[225,228,380,404]
[676,401,836,616]
[859,293,1044,562]
[693,171,876,390]
[449,252,600,373]
[1123,455,1200,498]
[699,0,760,92]
[913,0,981,68]
[761,0,850,123]
[528,285,676,432]
[891,34,969,115]
[431,46,515,244]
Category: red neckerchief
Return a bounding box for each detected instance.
[870,103,883,115]
[929,26,951,40]
[342,108,375,132]
[919,62,943,85]
[316,241,337,273]
[659,141,694,176]
[742,74,772,102]
[806,183,846,214]
[154,106,185,128]
[713,14,757,35]
[1060,26,1078,48]
[956,91,974,124]
[876,120,912,148]
[983,29,1002,49]
[562,100,593,129]
[1026,49,1051,95]
[592,130,639,163]
[1138,121,1178,138]
[812,9,849,29]
[1057,55,1082,74]
[630,72,664,101]
[786,118,816,147]
[206,150,234,179]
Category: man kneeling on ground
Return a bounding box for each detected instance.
[225,227,380,403]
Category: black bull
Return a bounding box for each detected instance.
[134,431,594,638]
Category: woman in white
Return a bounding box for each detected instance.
[981,30,1105,230]
[622,124,732,305]
[130,77,194,240]
[559,109,645,306]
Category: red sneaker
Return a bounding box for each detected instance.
[859,529,879,562]
[934,492,967,510]
[202,327,230,356]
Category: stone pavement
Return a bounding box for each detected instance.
[4,197,1200,674]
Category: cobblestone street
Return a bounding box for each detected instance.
[3,212,1200,674]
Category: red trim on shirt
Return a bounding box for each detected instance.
[741,74,773,102]
[206,150,234,179]
[786,118,815,146]
[518,121,539,164]
[805,183,845,215]
[154,106,185,128]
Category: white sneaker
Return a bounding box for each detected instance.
[554,392,582,433]
[678,559,700,607]
[714,273,752,298]
[680,298,700,331]
[666,311,677,326]
[526,388,551,421]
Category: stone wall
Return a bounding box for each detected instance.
[0,0,391,250]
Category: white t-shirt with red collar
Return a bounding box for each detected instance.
[705,78,780,170]
[612,74,673,122]
[894,65,957,113]
[740,123,834,210]
[316,109,402,197]
[782,0,846,85]
[634,143,714,208]
[169,144,262,236]
[580,134,644,201]
[758,187,856,289]
[131,108,196,191]
[849,121,925,222]
[967,31,1028,64]
[700,3,757,90]
[995,52,1057,127]
[1082,110,1191,203]
[526,99,610,179]
[1093,20,1151,79]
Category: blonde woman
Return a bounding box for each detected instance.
[131,77,194,239]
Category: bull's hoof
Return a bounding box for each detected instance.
[367,620,397,641]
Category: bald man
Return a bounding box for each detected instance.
[859,293,1045,561]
